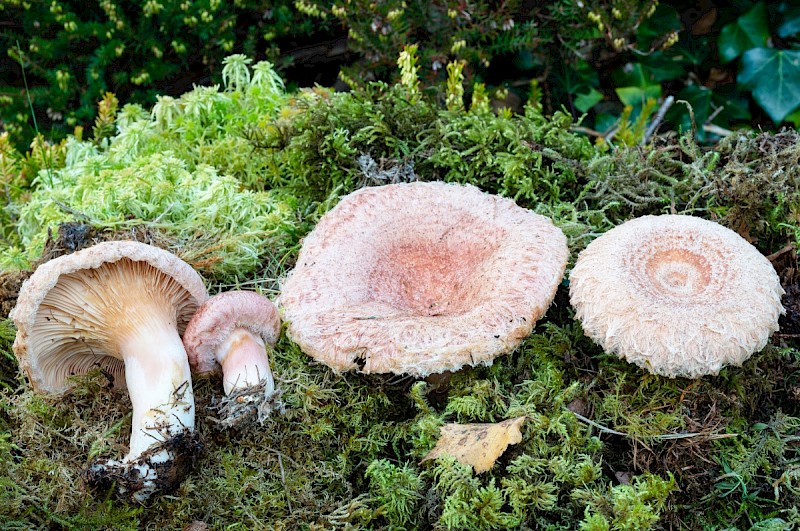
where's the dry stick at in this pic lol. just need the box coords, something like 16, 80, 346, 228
766, 243, 795, 262
568, 409, 738, 441
642, 95, 675, 144
703, 124, 734, 137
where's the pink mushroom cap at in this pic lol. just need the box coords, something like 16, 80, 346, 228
569, 214, 785, 378
278, 181, 569, 376
183, 290, 281, 376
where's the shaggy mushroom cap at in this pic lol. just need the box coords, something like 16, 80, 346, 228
279, 181, 569, 376
569, 214, 785, 378
183, 291, 283, 427
10, 240, 208, 500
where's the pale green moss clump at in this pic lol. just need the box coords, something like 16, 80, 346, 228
0, 56, 298, 283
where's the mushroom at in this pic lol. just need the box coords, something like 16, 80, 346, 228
9, 240, 208, 500
569, 214, 785, 378
278, 181, 569, 376
183, 290, 282, 428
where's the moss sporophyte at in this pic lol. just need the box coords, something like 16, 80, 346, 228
0, 54, 798, 529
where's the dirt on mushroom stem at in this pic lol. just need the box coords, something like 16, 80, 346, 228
206, 377, 285, 430
84, 428, 204, 502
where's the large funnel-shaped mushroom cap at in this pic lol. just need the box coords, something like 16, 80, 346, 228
569, 214, 785, 378
279, 182, 569, 376
10, 240, 208, 394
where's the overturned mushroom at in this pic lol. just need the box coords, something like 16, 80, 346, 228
10, 241, 208, 501
183, 291, 282, 428
279, 181, 569, 376
569, 214, 785, 378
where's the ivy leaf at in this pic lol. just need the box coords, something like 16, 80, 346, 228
738, 48, 800, 123
718, 2, 769, 63
777, 7, 800, 38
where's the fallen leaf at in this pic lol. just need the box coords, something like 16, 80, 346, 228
420, 416, 526, 473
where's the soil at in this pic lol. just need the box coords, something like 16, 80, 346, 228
779, 282, 800, 337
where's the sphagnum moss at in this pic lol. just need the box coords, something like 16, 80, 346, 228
0, 58, 298, 287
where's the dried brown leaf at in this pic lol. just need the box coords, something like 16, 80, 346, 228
420, 416, 526, 473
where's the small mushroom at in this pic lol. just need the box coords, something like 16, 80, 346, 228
278, 182, 569, 376
10, 241, 208, 501
569, 214, 785, 378
183, 291, 282, 428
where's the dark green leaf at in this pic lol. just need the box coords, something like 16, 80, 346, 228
594, 113, 618, 133
786, 107, 800, 127
738, 48, 800, 123
613, 63, 653, 88
777, 7, 800, 38
642, 52, 688, 82
718, 2, 769, 63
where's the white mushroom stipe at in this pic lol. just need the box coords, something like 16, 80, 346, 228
121, 327, 195, 460
569, 214, 785, 378
216, 328, 275, 396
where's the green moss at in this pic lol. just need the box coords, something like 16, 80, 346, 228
0, 58, 299, 285
258, 77, 595, 209
578, 473, 676, 531
0, 318, 16, 389
580, 129, 800, 253
2, 52, 800, 529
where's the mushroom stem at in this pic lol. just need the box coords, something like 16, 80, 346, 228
120, 325, 195, 460
216, 327, 274, 396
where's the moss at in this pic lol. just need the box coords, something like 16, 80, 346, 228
257, 77, 595, 209
2, 53, 800, 529
710, 129, 800, 247
0, 58, 299, 286
0, 318, 17, 388
580, 129, 800, 257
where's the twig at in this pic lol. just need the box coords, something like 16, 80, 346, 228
706, 105, 725, 123
568, 409, 738, 441
569, 410, 627, 436
642, 95, 675, 144
570, 125, 605, 138
766, 243, 794, 262
702, 123, 734, 138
